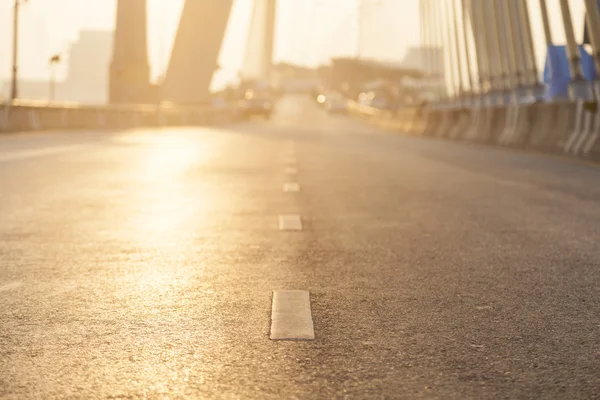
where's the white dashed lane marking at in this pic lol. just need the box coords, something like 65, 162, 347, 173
284, 167, 298, 175
278, 214, 302, 231
270, 290, 315, 340
283, 183, 300, 192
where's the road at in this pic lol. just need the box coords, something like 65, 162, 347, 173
1, 95, 600, 399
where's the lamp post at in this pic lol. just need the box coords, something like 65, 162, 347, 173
48, 54, 61, 102
10, 0, 28, 102
11, 0, 20, 102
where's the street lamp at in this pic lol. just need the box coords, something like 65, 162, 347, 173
10, 0, 28, 102
48, 54, 61, 102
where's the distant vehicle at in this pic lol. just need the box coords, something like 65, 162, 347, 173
211, 97, 228, 109
316, 91, 345, 109
238, 89, 274, 119
324, 93, 349, 114
358, 91, 395, 111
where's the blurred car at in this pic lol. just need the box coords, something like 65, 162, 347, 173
316, 91, 335, 106
324, 94, 349, 114
238, 90, 274, 119
358, 91, 395, 111
316, 91, 347, 111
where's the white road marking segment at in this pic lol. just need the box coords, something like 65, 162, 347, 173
270, 290, 315, 340
284, 167, 298, 175
0, 145, 89, 163
0, 281, 23, 293
284, 157, 297, 164
283, 183, 300, 192
278, 214, 302, 231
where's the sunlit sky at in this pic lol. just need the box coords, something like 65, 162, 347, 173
0, 0, 590, 91
0, 0, 419, 89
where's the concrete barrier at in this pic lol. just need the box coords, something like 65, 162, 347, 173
526, 102, 571, 151
487, 107, 508, 144
434, 109, 454, 138
422, 109, 442, 136
409, 108, 427, 134
0, 101, 232, 134
347, 98, 600, 162
584, 119, 600, 159
448, 108, 471, 140
550, 102, 578, 151
564, 100, 595, 154
402, 108, 426, 134
0, 107, 8, 131
465, 106, 486, 141
569, 101, 599, 156
499, 104, 536, 148
527, 102, 554, 149
582, 111, 600, 157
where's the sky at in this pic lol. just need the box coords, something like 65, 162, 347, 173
0, 0, 590, 94
0, 0, 419, 90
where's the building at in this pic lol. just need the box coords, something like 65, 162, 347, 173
327, 58, 422, 95
401, 46, 443, 75
272, 63, 319, 93
400, 46, 444, 102
0, 30, 113, 105
63, 30, 114, 104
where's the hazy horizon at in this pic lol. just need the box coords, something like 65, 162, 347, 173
0, 0, 589, 97
0, 0, 419, 91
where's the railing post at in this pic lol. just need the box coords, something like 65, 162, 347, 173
517, 0, 540, 91
450, 0, 465, 105
480, 0, 505, 106
584, 0, 600, 98
459, 0, 475, 101
470, 0, 490, 104
559, 0, 591, 100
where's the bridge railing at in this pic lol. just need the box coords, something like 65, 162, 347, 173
348, 100, 600, 160
0, 100, 233, 133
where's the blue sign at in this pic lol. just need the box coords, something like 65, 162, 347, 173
543, 45, 596, 101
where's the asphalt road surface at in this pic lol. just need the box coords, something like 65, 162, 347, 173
2, 95, 600, 399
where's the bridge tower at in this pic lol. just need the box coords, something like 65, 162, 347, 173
162, 0, 234, 105
109, 0, 151, 104
240, 0, 277, 84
